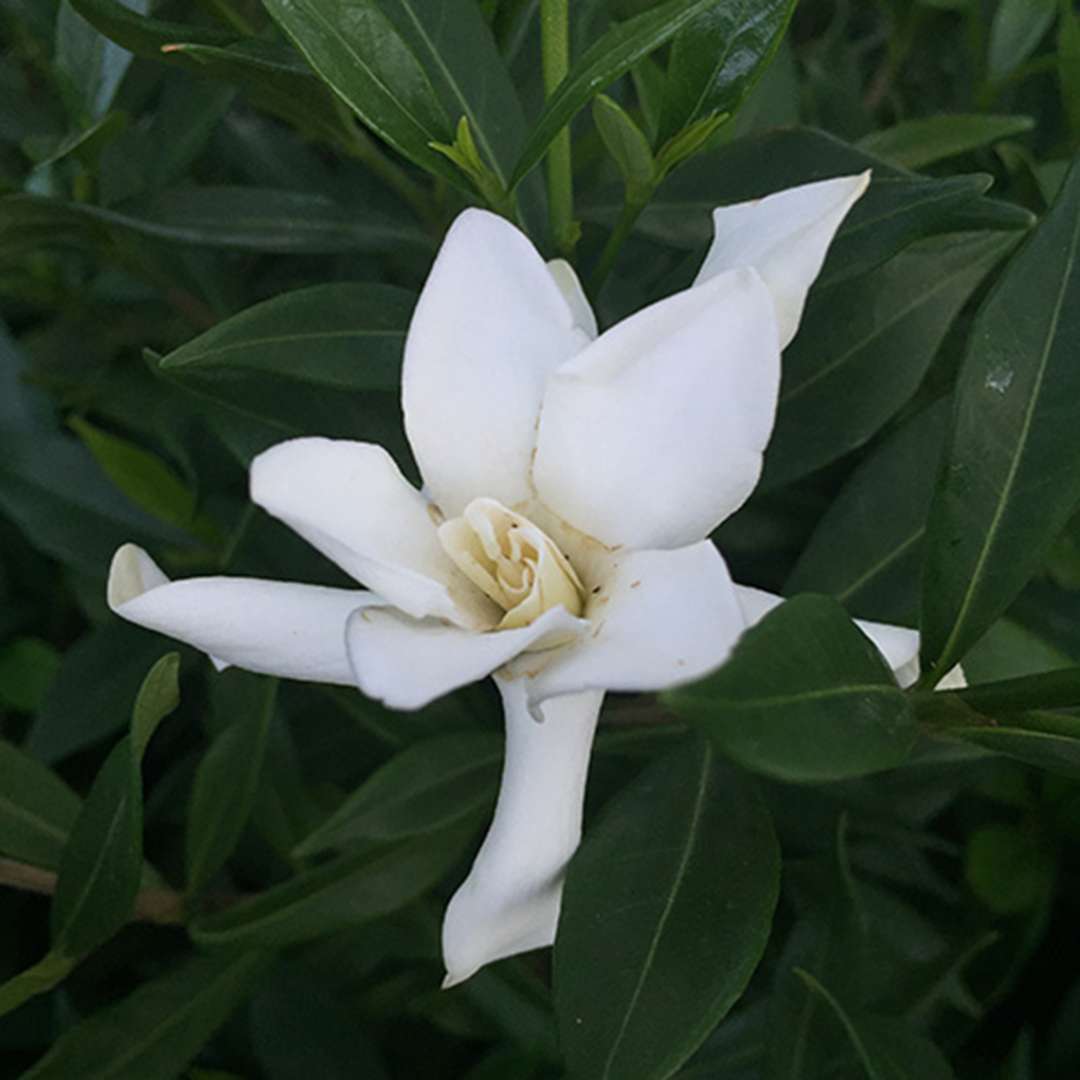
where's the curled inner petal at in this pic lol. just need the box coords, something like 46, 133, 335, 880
437, 499, 585, 643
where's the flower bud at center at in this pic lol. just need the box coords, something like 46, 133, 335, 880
437, 498, 585, 631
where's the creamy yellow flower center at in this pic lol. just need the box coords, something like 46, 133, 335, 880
437, 498, 585, 631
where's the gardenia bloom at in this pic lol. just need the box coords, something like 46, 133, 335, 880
107, 172, 954, 987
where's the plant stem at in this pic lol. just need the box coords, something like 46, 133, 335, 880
588, 188, 650, 296
540, 0, 574, 255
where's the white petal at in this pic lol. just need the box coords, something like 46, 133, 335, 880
546, 258, 598, 340
533, 267, 780, 550
514, 542, 745, 702
108, 543, 374, 685
735, 585, 921, 686
695, 172, 870, 348
442, 679, 604, 987
345, 604, 587, 711
251, 437, 496, 628
403, 209, 589, 517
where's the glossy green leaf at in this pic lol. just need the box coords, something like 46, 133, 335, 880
29, 623, 176, 764
186, 675, 276, 896
1060, 7, 1080, 143
159, 283, 414, 391
376, 0, 528, 188
29, 111, 128, 170
942, 668, 1080, 714
794, 970, 956, 1080
295, 731, 502, 855
51, 654, 179, 957
55, 0, 150, 121
261, 0, 459, 183
857, 114, 1035, 170
0, 952, 77, 1021
656, 0, 795, 146
191, 824, 473, 947
67, 0, 235, 56
987, 0, 1057, 81
938, 711, 1080, 779
762, 230, 1014, 489
19, 950, 272, 1080
554, 737, 779, 1080
786, 400, 949, 624
592, 95, 655, 192
511, 0, 743, 189
69, 417, 219, 545
920, 158, 1080, 682
666, 595, 915, 782
0, 739, 81, 869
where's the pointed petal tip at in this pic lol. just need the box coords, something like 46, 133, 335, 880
107, 543, 168, 611
440, 967, 475, 991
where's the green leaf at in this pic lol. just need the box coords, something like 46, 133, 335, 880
656, 0, 795, 146
554, 737, 779, 1080
592, 94, 655, 193
375, 0, 528, 189
965, 823, 1056, 914
987, 0, 1058, 82
0, 636, 60, 712
295, 731, 502, 856
159, 283, 412, 391
55, 0, 150, 121
857, 114, 1035, 170
186, 674, 276, 896
762, 231, 1015, 489
260, 0, 460, 183
1059, 6, 1080, 143
920, 158, 1080, 682
942, 668, 1080, 714
191, 824, 474, 948
511, 0, 747, 189
0, 739, 81, 870
793, 970, 956, 1080
67, 0, 235, 56
28, 623, 176, 764
19, 950, 272, 1080
69, 417, 219, 545
938, 711, 1080, 779
51, 654, 180, 957
29, 111, 128, 170
0, 952, 77, 1021
666, 595, 915, 782
786, 400, 949, 624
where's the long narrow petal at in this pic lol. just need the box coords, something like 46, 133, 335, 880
442, 679, 604, 987
403, 210, 590, 518
511, 542, 745, 703
108, 544, 375, 685
694, 172, 870, 348
735, 585, 965, 689
533, 267, 780, 550
251, 437, 496, 628
345, 604, 586, 711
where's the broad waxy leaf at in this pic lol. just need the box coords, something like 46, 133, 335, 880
160, 283, 414, 391
666, 595, 915, 782
786, 400, 949, 624
965, 823, 1056, 914
942, 668, 1080, 715
762, 230, 1015, 490
260, 0, 461, 184
656, 0, 795, 146
19, 950, 272, 1080
857, 114, 1035, 170
186, 674, 277, 896
0, 738, 81, 869
295, 730, 502, 855
921, 158, 1080, 682
191, 824, 474, 947
554, 737, 779, 1080
511, 0, 748, 189
51, 654, 180, 956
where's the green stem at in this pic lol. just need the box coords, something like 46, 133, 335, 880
331, 98, 437, 230
589, 187, 651, 295
540, 0, 574, 255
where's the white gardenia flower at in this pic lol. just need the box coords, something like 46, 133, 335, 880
107, 170, 956, 989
